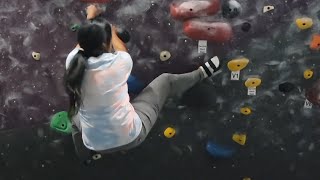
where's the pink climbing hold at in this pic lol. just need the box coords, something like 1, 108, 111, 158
170, 0, 221, 20
183, 20, 233, 42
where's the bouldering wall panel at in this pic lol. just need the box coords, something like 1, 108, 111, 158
0, 0, 320, 179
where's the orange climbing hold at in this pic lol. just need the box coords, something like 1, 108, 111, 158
295, 17, 313, 30
183, 20, 232, 42
240, 107, 252, 115
304, 69, 314, 79
227, 58, 249, 71
310, 34, 320, 50
170, 0, 220, 20
232, 133, 246, 145
164, 127, 176, 138
245, 78, 261, 88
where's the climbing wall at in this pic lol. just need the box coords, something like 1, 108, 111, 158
1, 0, 320, 179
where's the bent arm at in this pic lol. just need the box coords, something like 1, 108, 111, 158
111, 26, 127, 52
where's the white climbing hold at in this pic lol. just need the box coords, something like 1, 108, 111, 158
32, 52, 41, 61
160, 51, 171, 61
263, 6, 274, 13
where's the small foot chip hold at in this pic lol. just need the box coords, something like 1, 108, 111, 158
240, 107, 252, 115
296, 17, 313, 30
32, 52, 41, 61
263, 5, 274, 13
92, 154, 102, 160
227, 58, 249, 71
241, 22, 251, 32
232, 133, 246, 145
164, 127, 176, 138
160, 51, 171, 61
70, 24, 81, 32
243, 178, 251, 180
304, 69, 314, 79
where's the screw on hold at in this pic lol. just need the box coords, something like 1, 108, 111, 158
160, 51, 171, 61
32, 52, 41, 61
70, 24, 81, 32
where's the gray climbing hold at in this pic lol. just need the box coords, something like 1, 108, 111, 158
222, 0, 242, 18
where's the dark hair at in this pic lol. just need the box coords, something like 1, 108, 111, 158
64, 19, 112, 119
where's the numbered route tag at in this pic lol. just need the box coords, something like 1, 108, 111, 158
231, 71, 240, 80
247, 87, 256, 96
198, 40, 207, 53
304, 99, 313, 109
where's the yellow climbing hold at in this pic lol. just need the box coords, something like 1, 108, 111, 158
243, 178, 251, 180
164, 127, 176, 138
232, 133, 246, 146
240, 107, 252, 115
304, 69, 313, 79
245, 78, 261, 88
32, 52, 41, 61
160, 51, 171, 61
296, 18, 313, 30
227, 58, 249, 71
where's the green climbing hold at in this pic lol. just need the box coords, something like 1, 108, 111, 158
50, 111, 73, 134
70, 24, 81, 32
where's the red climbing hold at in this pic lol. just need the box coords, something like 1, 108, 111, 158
170, 0, 220, 20
183, 20, 232, 42
310, 34, 320, 51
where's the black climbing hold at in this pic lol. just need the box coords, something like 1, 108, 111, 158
222, 0, 242, 19
279, 82, 295, 93
116, 28, 131, 43
317, 10, 320, 20
241, 22, 251, 32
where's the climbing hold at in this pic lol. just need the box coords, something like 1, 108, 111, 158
116, 28, 131, 43
304, 69, 314, 79
295, 18, 313, 30
128, 75, 144, 94
245, 78, 261, 88
227, 58, 249, 71
32, 52, 41, 61
240, 107, 252, 115
279, 82, 295, 93
222, 0, 242, 18
160, 51, 171, 61
183, 20, 233, 42
309, 34, 320, 51
243, 178, 251, 180
50, 111, 73, 134
164, 127, 176, 138
206, 141, 236, 158
92, 154, 102, 160
263, 5, 274, 13
232, 133, 246, 146
170, 0, 220, 20
70, 24, 81, 32
241, 22, 251, 32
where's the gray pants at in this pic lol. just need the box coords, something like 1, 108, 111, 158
100, 68, 205, 153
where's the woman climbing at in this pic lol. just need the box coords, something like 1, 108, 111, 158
64, 4, 221, 152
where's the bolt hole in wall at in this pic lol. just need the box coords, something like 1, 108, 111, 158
0, 0, 320, 179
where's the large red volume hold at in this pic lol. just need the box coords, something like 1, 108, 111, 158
183, 20, 233, 42
170, 0, 220, 20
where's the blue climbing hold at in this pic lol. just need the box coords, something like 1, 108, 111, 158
128, 75, 144, 94
206, 141, 236, 158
